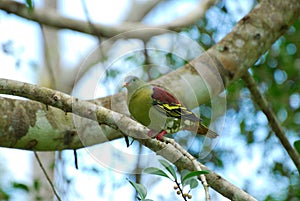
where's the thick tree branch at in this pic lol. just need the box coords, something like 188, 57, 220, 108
0, 78, 256, 201
242, 72, 300, 173
0, 97, 122, 150
0, 79, 141, 139
0, 0, 216, 40
207, 0, 300, 81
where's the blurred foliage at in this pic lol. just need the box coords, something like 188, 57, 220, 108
250, 19, 300, 200
0, 179, 42, 201
1, 40, 38, 71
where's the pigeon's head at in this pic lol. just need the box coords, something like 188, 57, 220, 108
123, 76, 145, 91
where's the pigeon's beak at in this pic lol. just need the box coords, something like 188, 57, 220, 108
122, 82, 128, 88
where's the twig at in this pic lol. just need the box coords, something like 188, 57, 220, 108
242, 71, 300, 174
34, 151, 62, 201
73, 149, 79, 169
125, 0, 161, 22
67, 0, 161, 92
80, 0, 103, 40
39, 24, 57, 89
164, 138, 210, 201
175, 179, 188, 201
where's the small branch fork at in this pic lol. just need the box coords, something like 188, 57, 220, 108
242, 71, 300, 174
164, 138, 210, 201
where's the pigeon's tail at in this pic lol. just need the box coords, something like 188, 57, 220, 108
197, 123, 219, 138
184, 121, 219, 138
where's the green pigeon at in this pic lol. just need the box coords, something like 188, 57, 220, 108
123, 76, 218, 140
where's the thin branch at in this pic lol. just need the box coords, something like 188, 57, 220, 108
73, 149, 79, 169
0, 78, 256, 201
80, 0, 102, 41
174, 179, 188, 201
242, 71, 300, 174
67, 0, 162, 92
125, 0, 161, 22
39, 24, 57, 89
34, 151, 62, 201
0, 0, 216, 40
65, 0, 105, 93
167, 0, 218, 29
164, 138, 211, 201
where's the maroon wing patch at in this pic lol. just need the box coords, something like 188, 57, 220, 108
151, 86, 180, 104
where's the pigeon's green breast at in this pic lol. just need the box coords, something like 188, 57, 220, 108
128, 85, 153, 127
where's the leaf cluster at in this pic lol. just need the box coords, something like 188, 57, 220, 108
128, 159, 209, 201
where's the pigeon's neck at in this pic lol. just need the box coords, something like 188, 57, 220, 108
126, 84, 148, 103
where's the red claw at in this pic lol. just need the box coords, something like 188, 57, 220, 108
148, 130, 168, 141
156, 130, 168, 141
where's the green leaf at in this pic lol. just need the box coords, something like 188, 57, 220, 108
33, 179, 40, 191
144, 199, 154, 201
189, 178, 199, 189
12, 182, 30, 192
143, 167, 171, 180
182, 170, 210, 182
180, 170, 189, 185
181, 170, 209, 188
127, 179, 147, 200
25, 0, 34, 12
294, 140, 300, 154
158, 159, 177, 181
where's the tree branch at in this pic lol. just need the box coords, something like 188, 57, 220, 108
206, 0, 300, 81
34, 151, 62, 201
165, 138, 211, 201
0, 0, 216, 40
125, 0, 162, 22
0, 96, 123, 150
242, 72, 300, 173
0, 78, 256, 201
0, 79, 140, 138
